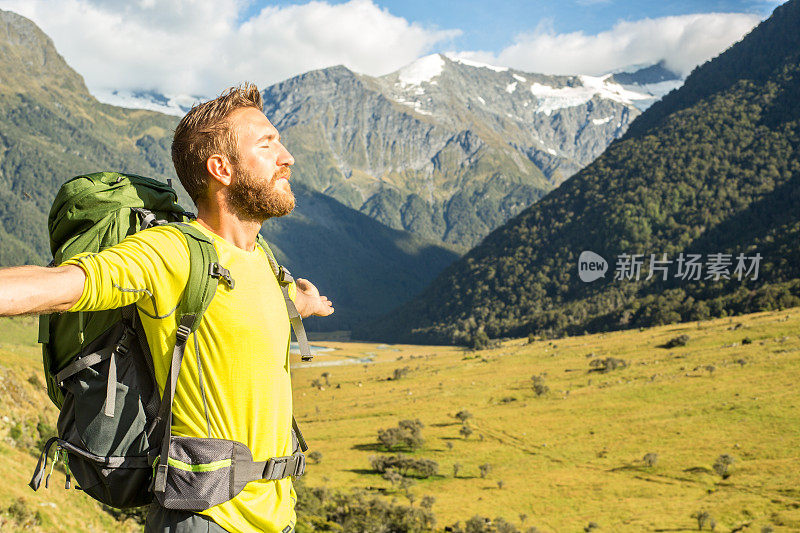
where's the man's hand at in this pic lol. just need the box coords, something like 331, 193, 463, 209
293, 278, 334, 319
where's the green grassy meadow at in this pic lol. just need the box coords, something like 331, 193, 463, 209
0, 310, 798, 531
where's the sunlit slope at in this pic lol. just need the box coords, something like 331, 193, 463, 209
292, 310, 800, 531
1, 310, 798, 531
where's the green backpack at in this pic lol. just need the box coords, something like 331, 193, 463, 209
30, 171, 313, 511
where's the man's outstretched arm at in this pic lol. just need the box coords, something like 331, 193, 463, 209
0, 264, 86, 316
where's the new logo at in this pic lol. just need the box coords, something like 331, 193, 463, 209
578, 250, 607, 282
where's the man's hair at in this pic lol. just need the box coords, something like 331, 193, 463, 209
171, 83, 263, 204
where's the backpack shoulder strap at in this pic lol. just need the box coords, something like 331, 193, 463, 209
168, 222, 222, 332
255, 235, 313, 363
154, 221, 228, 493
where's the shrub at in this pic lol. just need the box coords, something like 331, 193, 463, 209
588, 357, 628, 373
713, 454, 735, 479
643, 453, 658, 467
391, 366, 411, 380
370, 454, 439, 478
6, 498, 40, 528
307, 451, 322, 464
691, 510, 712, 530
479, 463, 492, 479
455, 410, 473, 422
460, 425, 473, 439
448, 515, 524, 533
531, 374, 549, 396
9, 422, 24, 443
470, 330, 491, 350
377, 419, 424, 451
293, 478, 436, 532
382, 468, 403, 486
663, 334, 690, 348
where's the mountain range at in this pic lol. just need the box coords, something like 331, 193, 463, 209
356, 0, 800, 344
262, 54, 661, 248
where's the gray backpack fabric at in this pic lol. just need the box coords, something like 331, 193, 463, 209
30, 172, 313, 511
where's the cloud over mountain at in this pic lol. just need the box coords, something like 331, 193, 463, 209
0, 0, 459, 97
0, 0, 766, 103
453, 13, 762, 76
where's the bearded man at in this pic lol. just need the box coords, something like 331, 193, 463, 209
0, 84, 333, 532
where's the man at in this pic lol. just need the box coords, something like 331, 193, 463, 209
0, 83, 333, 532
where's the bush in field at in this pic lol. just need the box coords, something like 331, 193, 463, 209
293, 478, 436, 532
662, 334, 690, 348
377, 419, 424, 451
455, 410, 473, 423
370, 454, 439, 478
391, 366, 411, 380
531, 374, 549, 396
470, 330, 491, 350
643, 453, 658, 467
307, 451, 322, 464
448, 515, 526, 532
691, 510, 715, 530
5, 498, 41, 528
713, 454, 735, 479
421, 495, 435, 510
460, 425, 474, 439
479, 463, 492, 479
588, 357, 628, 373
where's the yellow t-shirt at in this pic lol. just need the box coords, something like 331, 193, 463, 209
65, 220, 298, 533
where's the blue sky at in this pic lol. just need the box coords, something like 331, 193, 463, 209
0, 0, 785, 99
243, 0, 783, 52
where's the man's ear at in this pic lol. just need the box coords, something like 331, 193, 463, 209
206, 154, 233, 186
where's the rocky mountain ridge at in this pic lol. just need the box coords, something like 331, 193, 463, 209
263, 53, 656, 247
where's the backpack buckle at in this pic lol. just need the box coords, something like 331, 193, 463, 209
278, 266, 294, 284
208, 263, 235, 290
293, 453, 306, 477
175, 325, 191, 344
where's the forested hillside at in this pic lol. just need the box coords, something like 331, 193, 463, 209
358, 0, 800, 344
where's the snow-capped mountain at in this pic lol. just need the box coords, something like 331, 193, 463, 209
261, 54, 658, 247
610, 61, 685, 111
92, 89, 200, 117
91, 54, 683, 248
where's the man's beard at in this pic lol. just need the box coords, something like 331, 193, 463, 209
226, 165, 295, 221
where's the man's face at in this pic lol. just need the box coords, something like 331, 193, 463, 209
225, 107, 296, 221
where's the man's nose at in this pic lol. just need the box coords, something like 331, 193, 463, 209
277, 142, 294, 166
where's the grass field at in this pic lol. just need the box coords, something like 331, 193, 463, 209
0, 309, 798, 531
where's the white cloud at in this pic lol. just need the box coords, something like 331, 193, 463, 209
451, 13, 762, 77
0, 0, 459, 98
